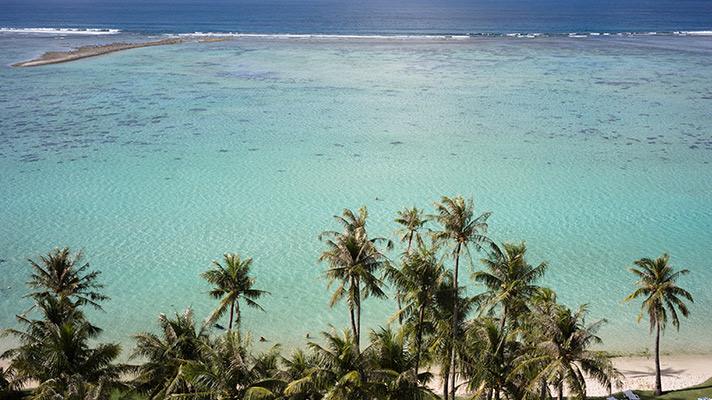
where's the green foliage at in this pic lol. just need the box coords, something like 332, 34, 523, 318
394, 206, 428, 252
23, 247, 108, 311
430, 195, 491, 400
129, 309, 208, 399
180, 331, 285, 400
1, 248, 125, 399
318, 206, 392, 351
389, 246, 450, 376
201, 253, 270, 331
517, 303, 621, 400
623, 254, 693, 334
622, 253, 694, 396
472, 241, 548, 329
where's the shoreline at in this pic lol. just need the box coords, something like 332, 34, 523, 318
3, 354, 711, 395
426, 354, 712, 397
11, 37, 231, 67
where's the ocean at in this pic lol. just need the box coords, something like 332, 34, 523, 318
1, 0, 711, 357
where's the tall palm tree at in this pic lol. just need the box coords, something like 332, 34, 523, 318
392, 206, 428, 325
622, 253, 693, 396
181, 331, 285, 400
430, 195, 491, 399
389, 246, 449, 376
201, 253, 270, 332
130, 308, 208, 399
518, 304, 620, 400
425, 274, 473, 400
318, 206, 392, 352
24, 247, 108, 310
472, 242, 548, 345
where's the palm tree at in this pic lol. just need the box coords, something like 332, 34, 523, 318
460, 318, 522, 400
130, 308, 208, 399
389, 246, 449, 376
622, 253, 693, 396
392, 206, 428, 325
286, 327, 377, 400
367, 327, 438, 400
472, 242, 548, 346
280, 348, 323, 400
23, 247, 108, 310
394, 206, 427, 252
518, 304, 620, 400
318, 206, 392, 352
181, 331, 285, 400
31, 374, 118, 400
201, 253, 270, 332
1, 295, 125, 396
426, 274, 473, 400
430, 195, 491, 399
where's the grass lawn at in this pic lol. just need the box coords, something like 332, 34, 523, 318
592, 376, 712, 400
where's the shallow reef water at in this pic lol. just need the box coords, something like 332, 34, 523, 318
1, 34, 711, 355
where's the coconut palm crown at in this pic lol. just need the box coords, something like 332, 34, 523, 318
202, 253, 270, 332
24, 247, 108, 310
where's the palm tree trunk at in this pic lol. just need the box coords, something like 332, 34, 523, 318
557, 385, 563, 400
396, 296, 403, 326
397, 234, 415, 327
414, 304, 425, 376
450, 242, 462, 400
228, 301, 235, 331
355, 275, 361, 353
234, 299, 241, 331
540, 379, 548, 399
349, 275, 358, 352
654, 320, 662, 396
443, 369, 450, 400
494, 305, 507, 356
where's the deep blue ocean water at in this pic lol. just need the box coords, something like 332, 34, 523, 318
1, 0, 711, 35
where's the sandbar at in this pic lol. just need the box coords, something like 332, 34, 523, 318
12, 37, 230, 67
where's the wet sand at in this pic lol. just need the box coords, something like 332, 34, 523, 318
12, 37, 230, 67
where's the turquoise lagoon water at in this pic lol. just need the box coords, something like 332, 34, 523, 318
1, 33, 711, 356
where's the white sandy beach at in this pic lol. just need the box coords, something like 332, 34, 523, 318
593, 355, 712, 396
426, 355, 712, 397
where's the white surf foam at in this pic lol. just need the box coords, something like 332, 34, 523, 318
0, 27, 121, 35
